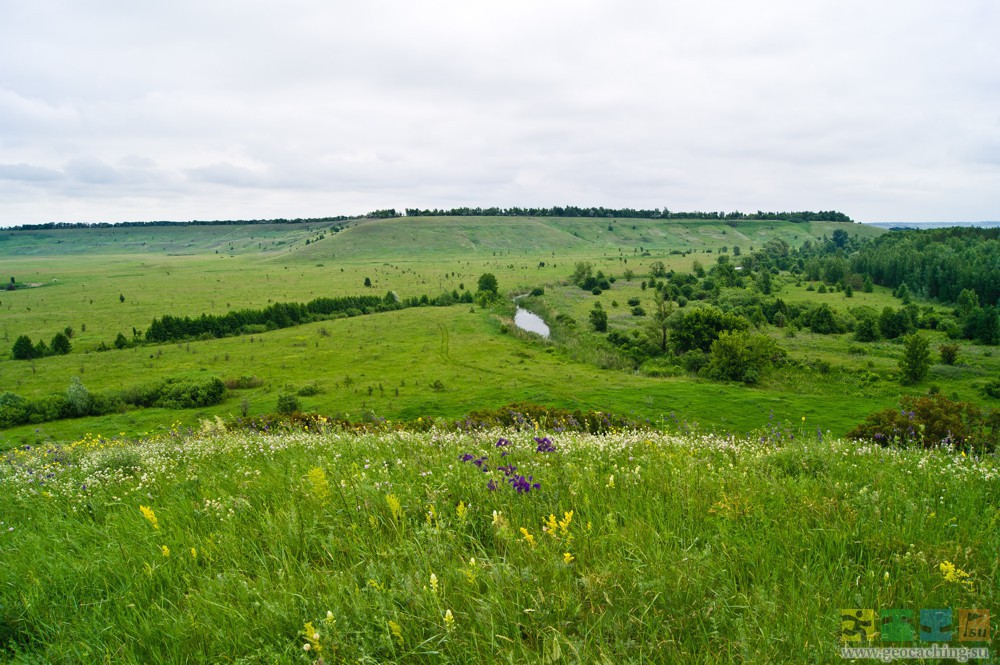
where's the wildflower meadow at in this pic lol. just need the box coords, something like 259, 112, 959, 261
1, 422, 997, 663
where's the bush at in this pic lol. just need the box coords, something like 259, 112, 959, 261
296, 383, 323, 397
704, 331, 785, 384
679, 349, 709, 373
669, 306, 750, 353
0, 392, 29, 427
939, 343, 959, 365
589, 304, 608, 332
66, 376, 92, 417
806, 304, 843, 334
224, 375, 264, 390
982, 380, 1000, 399
899, 333, 932, 384
848, 393, 996, 452
155, 377, 226, 409
276, 394, 301, 415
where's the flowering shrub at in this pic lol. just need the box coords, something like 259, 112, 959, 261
847, 393, 997, 452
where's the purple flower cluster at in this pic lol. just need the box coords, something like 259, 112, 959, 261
459, 453, 489, 472
508, 474, 541, 494
457, 437, 548, 494
534, 437, 556, 453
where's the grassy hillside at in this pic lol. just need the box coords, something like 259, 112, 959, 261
1, 216, 883, 260
1, 304, 885, 446
1, 425, 995, 662
0, 222, 340, 257
10, 215, 987, 452
292, 216, 883, 261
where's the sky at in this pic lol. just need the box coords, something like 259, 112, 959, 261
1, 0, 998, 226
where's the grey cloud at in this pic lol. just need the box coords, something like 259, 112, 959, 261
0, 163, 65, 182
64, 158, 124, 185
186, 163, 269, 188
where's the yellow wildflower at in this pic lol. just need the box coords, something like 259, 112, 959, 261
160, 545, 170, 557
544, 513, 558, 536
563, 552, 575, 564
520, 527, 536, 546
939, 561, 974, 589
190, 547, 197, 559
443, 609, 455, 632
606, 474, 615, 489
139, 505, 159, 530
456, 501, 467, 521
429, 572, 439, 594
388, 620, 403, 645
302, 621, 322, 654
306, 467, 330, 503
386, 494, 402, 521
558, 511, 573, 537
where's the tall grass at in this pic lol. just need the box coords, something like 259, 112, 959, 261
1, 424, 996, 663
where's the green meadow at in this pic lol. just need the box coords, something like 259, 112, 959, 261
1, 425, 996, 662
1, 216, 944, 447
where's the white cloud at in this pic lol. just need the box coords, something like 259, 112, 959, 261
0, 0, 997, 225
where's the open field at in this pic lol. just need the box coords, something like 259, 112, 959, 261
3, 216, 998, 450
1, 425, 996, 662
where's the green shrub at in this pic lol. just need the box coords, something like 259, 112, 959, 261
297, 383, 323, 397
982, 380, 1000, 399
224, 375, 264, 390
155, 377, 226, 409
276, 394, 301, 415
939, 343, 960, 365
899, 333, 932, 385
704, 331, 785, 384
848, 393, 996, 452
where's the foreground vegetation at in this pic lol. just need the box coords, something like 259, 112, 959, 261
2, 423, 996, 662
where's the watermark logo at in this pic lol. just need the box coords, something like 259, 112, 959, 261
881, 609, 915, 642
841, 609, 878, 643
959, 609, 991, 643
840, 608, 991, 661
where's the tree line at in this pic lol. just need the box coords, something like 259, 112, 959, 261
4, 207, 855, 232
402, 206, 854, 222
4, 217, 355, 232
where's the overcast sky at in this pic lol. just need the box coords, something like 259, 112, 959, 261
1, 0, 997, 226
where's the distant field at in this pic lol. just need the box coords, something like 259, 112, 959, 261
10, 215, 983, 450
